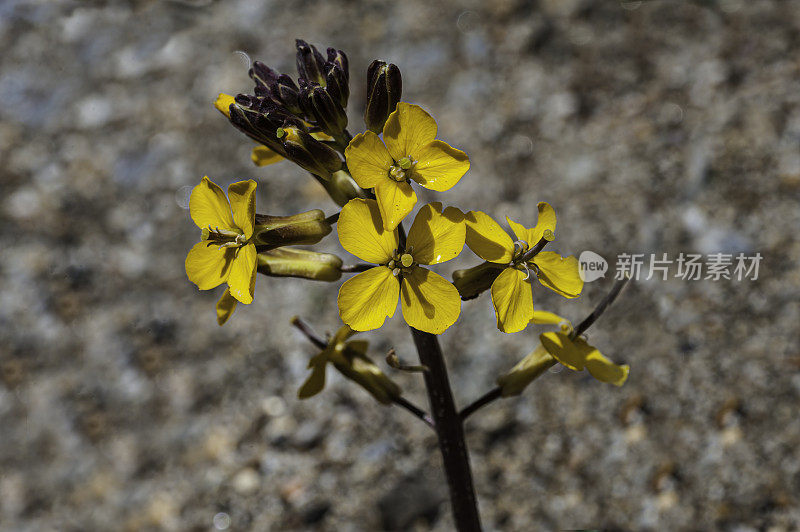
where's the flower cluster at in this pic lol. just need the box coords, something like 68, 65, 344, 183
185, 39, 628, 400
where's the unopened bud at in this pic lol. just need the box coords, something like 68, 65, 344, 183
452, 262, 505, 300
295, 39, 327, 85
324, 48, 350, 109
228, 100, 289, 156
253, 209, 332, 249
249, 62, 303, 116
277, 124, 342, 179
326, 48, 349, 80
299, 83, 348, 138
257, 248, 342, 282
364, 60, 402, 133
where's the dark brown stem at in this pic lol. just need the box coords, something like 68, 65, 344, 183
410, 327, 482, 531
570, 275, 631, 339
290, 316, 326, 349
393, 396, 434, 427
459, 387, 501, 422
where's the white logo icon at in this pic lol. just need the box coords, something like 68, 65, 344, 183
579, 251, 607, 282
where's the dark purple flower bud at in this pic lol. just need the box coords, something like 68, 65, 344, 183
227, 96, 290, 155
248, 61, 303, 115
364, 60, 402, 133
276, 123, 342, 180
324, 60, 349, 109
295, 39, 327, 85
272, 74, 302, 115
327, 48, 349, 81
299, 84, 348, 138
249, 61, 280, 89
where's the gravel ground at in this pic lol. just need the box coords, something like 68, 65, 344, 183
1, 0, 799, 530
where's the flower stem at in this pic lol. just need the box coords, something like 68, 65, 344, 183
458, 387, 502, 422
409, 327, 482, 531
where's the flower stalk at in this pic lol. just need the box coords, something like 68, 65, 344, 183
410, 327, 482, 532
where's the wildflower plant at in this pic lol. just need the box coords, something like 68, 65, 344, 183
186, 40, 631, 530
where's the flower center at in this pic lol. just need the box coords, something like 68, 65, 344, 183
205, 225, 248, 251
387, 247, 416, 277
388, 156, 416, 182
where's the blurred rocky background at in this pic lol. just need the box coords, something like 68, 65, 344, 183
1, 0, 799, 530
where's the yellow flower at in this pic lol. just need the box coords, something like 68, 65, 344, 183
185, 176, 258, 306
298, 324, 401, 404
539, 327, 629, 387
337, 199, 465, 334
497, 311, 629, 396
344, 102, 470, 231
463, 203, 583, 333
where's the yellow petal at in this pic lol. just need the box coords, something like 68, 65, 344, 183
531, 310, 568, 325
374, 180, 417, 231
189, 176, 235, 231
533, 252, 583, 298
464, 211, 515, 263
338, 199, 399, 264
227, 180, 257, 239
382, 102, 438, 161
344, 131, 393, 189
216, 288, 238, 326
490, 267, 533, 333
539, 331, 588, 371
310, 131, 333, 141
251, 146, 284, 166
400, 267, 461, 334
585, 348, 629, 386
507, 202, 556, 248
298, 362, 327, 399
338, 266, 400, 331
185, 241, 234, 290
405, 202, 465, 265
411, 140, 470, 192
214, 93, 235, 118
227, 243, 257, 304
